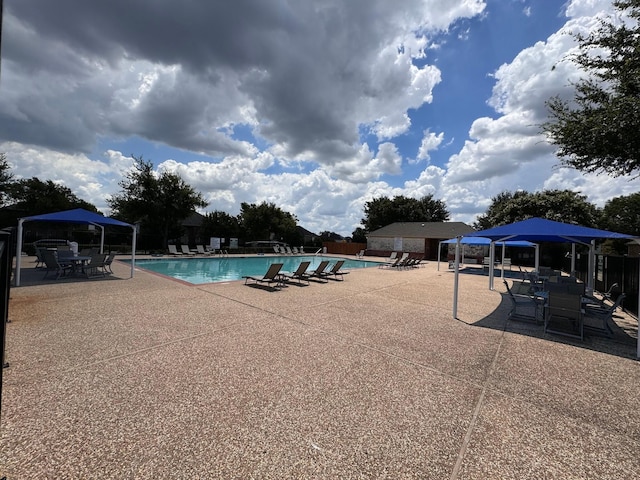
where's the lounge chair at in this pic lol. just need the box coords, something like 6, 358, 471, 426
196, 245, 212, 255
308, 260, 330, 282
323, 260, 349, 281
273, 245, 281, 254
285, 246, 294, 255
292, 247, 300, 254
168, 244, 182, 256
281, 261, 311, 285
355, 249, 365, 258
41, 250, 73, 279
391, 252, 410, 269
243, 263, 284, 290
181, 245, 196, 255
379, 252, 402, 269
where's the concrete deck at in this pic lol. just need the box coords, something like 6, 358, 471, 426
1, 256, 638, 478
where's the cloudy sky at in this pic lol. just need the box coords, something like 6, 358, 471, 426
2, 0, 640, 236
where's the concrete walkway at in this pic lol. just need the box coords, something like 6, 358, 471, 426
1, 256, 638, 478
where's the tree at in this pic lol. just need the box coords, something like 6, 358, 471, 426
239, 201, 298, 244
0, 153, 14, 207
108, 155, 207, 248
542, 0, 640, 176
599, 192, 640, 235
6, 177, 97, 215
351, 227, 367, 243
201, 211, 240, 239
474, 190, 599, 229
361, 194, 449, 232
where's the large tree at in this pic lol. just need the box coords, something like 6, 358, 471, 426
474, 190, 599, 229
239, 201, 298, 244
599, 192, 640, 235
0, 153, 14, 207
5, 177, 97, 215
201, 210, 240, 240
361, 194, 449, 232
543, 0, 640, 176
108, 156, 207, 248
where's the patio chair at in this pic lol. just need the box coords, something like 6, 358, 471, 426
85, 253, 108, 278
273, 245, 281, 254
544, 290, 584, 341
323, 260, 349, 281
355, 249, 365, 258
168, 244, 182, 256
583, 293, 626, 338
181, 245, 196, 255
41, 250, 73, 279
503, 280, 540, 323
281, 261, 311, 285
243, 263, 284, 290
308, 260, 331, 282
102, 252, 116, 274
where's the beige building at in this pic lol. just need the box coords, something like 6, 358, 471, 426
366, 222, 475, 260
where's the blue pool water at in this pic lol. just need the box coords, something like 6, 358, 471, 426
129, 255, 381, 285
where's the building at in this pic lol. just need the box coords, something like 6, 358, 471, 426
366, 222, 475, 259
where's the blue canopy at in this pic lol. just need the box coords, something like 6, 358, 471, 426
15, 208, 137, 286
441, 236, 535, 247
21, 208, 133, 228
466, 217, 634, 245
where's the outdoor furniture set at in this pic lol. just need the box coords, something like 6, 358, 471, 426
504, 272, 625, 341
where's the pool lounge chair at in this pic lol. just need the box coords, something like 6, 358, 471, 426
308, 260, 330, 282
181, 245, 196, 255
355, 249, 365, 258
323, 260, 349, 281
196, 245, 212, 255
379, 252, 401, 269
281, 261, 311, 285
243, 263, 284, 290
168, 244, 182, 256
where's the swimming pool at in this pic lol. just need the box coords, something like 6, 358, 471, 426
130, 255, 381, 285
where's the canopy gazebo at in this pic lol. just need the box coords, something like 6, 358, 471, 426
449, 217, 638, 358
15, 208, 137, 286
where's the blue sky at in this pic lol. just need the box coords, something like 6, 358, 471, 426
2, 0, 639, 236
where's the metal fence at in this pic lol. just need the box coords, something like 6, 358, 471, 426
568, 254, 639, 316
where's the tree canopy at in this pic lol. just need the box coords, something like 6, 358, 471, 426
0, 153, 15, 208
361, 194, 450, 232
474, 190, 600, 229
201, 211, 241, 240
239, 201, 299, 245
5, 177, 97, 215
543, 0, 640, 176
108, 156, 207, 248
599, 192, 640, 236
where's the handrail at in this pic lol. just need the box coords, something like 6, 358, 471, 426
314, 248, 322, 256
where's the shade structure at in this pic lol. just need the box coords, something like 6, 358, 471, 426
465, 217, 633, 244
453, 217, 638, 359
15, 208, 137, 286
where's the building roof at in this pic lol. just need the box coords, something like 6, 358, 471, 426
367, 222, 475, 239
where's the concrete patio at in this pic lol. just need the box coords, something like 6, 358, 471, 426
1, 256, 638, 478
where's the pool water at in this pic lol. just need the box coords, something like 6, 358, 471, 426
130, 255, 381, 285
